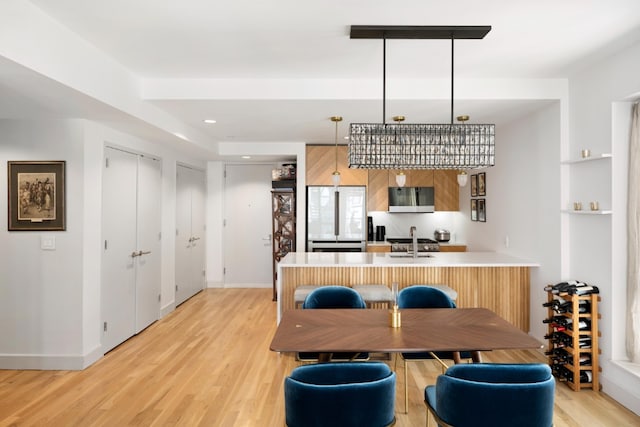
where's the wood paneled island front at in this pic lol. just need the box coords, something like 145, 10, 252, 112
277, 252, 539, 332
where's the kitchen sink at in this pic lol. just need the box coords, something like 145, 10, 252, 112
387, 253, 434, 258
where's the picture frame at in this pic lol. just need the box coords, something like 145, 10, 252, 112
478, 172, 486, 196
8, 161, 66, 231
478, 198, 486, 222
470, 174, 478, 197
471, 199, 478, 221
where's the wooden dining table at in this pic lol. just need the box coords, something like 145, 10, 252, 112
270, 307, 542, 361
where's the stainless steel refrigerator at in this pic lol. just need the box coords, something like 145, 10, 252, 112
306, 185, 366, 252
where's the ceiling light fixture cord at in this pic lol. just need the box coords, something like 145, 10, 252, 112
451, 35, 454, 125
383, 36, 387, 125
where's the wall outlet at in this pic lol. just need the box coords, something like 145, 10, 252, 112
41, 235, 56, 250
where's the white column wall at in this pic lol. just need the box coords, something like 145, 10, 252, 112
0, 119, 85, 369
568, 39, 640, 415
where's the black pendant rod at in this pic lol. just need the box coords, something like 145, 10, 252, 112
450, 35, 454, 125
383, 36, 386, 125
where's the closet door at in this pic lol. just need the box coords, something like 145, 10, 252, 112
135, 155, 161, 333
188, 168, 206, 297
102, 147, 138, 352
175, 165, 206, 305
101, 148, 161, 353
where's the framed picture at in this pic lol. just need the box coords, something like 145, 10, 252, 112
478, 198, 486, 222
8, 161, 66, 231
478, 172, 486, 196
471, 199, 478, 221
470, 174, 478, 197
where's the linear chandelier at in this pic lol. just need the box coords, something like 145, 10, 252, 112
347, 25, 495, 170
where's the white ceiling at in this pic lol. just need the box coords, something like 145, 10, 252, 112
4, 1, 640, 159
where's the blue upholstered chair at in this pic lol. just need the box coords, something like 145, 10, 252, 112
424, 363, 555, 427
298, 286, 369, 362
395, 285, 472, 413
284, 362, 396, 427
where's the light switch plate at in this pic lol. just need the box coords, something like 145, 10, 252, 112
41, 235, 56, 250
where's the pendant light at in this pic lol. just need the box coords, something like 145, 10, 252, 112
393, 116, 407, 187
331, 116, 342, 187
347, 25, 495, 170
456, 115, 469, 187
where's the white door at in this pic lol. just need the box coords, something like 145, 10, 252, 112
101, 147, 161, 352
224, 164, 274, 286
102, 147, 137, 352
135, 155, 161, 333
175, 165, 206, 305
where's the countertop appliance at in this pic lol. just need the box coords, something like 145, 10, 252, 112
434, 229, 451, 242
307, 185, 366, 252
387, 237, 440, 252
388, 187, 435, 213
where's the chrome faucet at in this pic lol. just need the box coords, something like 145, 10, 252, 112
410, 226, 418, 258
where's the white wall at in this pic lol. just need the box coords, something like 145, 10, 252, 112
568, 39, 640, 414
0, 119, 85, 369
455, 103, 564, 341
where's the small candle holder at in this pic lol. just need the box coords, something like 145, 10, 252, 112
573, 202, 583, 211
390, 282, 401, 328
581, 149, 591, 158
390, 304, 402, 328
590, 201, 599, 211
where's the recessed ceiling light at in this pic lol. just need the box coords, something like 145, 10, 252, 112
203, 119, 217, 124
241, 155, 251, 159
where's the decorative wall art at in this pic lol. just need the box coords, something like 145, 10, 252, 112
471, 174, 478, 197
8, 161, 66, 231
478, 198, 486, 222
478, 172, 486, 196
471, 199, 478, 221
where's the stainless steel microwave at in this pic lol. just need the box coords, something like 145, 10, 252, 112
388, 187, 435, 213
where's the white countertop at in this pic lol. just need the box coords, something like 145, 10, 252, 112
279, 251, 539, 268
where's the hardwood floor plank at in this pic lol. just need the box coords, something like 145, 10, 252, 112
0, 288, 638, 426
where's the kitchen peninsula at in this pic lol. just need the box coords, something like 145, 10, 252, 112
276, 252, 539, 332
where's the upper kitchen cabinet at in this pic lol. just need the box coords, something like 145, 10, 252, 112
434, 170, 459, 211
306, 145, 368, 186
368, 170, 389, 211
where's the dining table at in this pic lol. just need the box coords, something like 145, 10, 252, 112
270, 307, 543, 362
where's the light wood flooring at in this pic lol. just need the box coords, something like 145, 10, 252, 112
1, 288, 638, 426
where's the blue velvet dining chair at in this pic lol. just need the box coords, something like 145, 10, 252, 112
284, 362, 396, 427
298, 286, 369, 362
424, 363, 555, 427
395, 285, 473, 414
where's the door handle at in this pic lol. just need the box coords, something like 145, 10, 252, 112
188, 236, 201, 243
138, 250, 152, 256
131, 251, 140, 258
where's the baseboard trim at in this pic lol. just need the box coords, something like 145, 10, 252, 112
0, 345, 104, 371
602, 360, 640, 416
222, 283, 271, 289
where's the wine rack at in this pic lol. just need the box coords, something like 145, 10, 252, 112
544, 287, 600, 391
271, 189, 296, 301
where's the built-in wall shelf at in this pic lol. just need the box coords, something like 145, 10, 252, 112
562, 210, 612, 215
561, 153, 612, 165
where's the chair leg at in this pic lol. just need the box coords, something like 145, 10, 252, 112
404, 358, 409, 414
